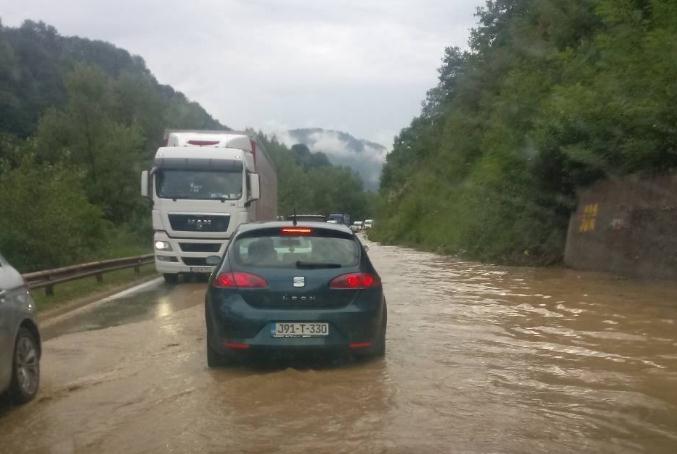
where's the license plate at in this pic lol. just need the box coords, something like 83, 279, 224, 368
271, 322, 329, 338
190, 266, 213, 273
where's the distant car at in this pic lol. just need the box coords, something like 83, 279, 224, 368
204, 221, 387, 366
327, 213, 351, 226
364, 219, 374, 229
287, 214, 326, 223
351, 221, 364, 232
0, 253, 41, 404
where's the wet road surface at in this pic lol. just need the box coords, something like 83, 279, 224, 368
1, 240, 677, 453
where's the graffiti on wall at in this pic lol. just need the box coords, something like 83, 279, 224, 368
579, 203, 598, 233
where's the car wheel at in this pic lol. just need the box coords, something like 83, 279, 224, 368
9, 327, 40, 404
163, 273, 179, 284
207, 339, 230, 368
205, 311, 229, 368
353, 324, 386, 361
373, 303, 387, 358
373, 323, 386, 358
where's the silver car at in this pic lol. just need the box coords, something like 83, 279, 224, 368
0, 253, 41, 404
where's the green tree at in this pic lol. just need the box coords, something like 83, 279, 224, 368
34, 64, 145, 223
0, 152, 106, 271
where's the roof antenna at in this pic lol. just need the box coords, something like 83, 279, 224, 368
292, 208, 297, 226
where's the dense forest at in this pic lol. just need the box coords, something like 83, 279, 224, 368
373, 0, 677, 264
0, 20, 370, 271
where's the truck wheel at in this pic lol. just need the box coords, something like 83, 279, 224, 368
8, 328, 40, 404
163, 273, 179, 284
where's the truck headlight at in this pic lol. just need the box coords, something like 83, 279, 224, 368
155, 240, 172, 251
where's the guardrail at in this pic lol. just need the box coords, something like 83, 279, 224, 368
22, 254, 155, 296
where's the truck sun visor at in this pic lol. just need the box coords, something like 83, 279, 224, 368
153, 157, 243, 171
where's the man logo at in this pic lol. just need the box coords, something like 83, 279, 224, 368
187, 218, 213, 231
293, 276, 305, 288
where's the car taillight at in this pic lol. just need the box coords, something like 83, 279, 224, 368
329, 273, 380, 289
281, 227, 312, 235
212, 272, 268, 288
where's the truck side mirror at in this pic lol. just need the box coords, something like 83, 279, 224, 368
249, 173, 260, 201
140, 170, 150, 198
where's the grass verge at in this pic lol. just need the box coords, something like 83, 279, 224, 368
32, 263, 158, 312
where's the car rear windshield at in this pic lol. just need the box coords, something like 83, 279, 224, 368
232, 231, 359, 268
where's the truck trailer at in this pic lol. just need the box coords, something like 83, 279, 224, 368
141, 130, 277, 283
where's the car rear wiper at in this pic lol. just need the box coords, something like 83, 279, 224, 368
295, 261, 342, 269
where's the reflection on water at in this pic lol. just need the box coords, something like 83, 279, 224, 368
1, 241, 676, 453
40, 282, 206, 340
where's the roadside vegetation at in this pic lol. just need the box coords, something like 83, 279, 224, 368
373, 0, 677, 264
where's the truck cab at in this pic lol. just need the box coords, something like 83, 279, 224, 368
327, 213, 351, 226
141, 131, 277, 283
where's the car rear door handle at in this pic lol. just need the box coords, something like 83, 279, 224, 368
0, 289, 6, 302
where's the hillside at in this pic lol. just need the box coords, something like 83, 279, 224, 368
277, 128, 388, 191
0, 20, 224, 142
374, 0, 677, 264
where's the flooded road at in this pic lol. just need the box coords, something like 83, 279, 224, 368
1, 240, 677, 453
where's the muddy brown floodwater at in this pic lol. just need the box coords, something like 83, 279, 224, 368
1, 239, 677, 453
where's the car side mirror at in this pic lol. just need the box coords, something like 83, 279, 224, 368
205, 255, 221, 266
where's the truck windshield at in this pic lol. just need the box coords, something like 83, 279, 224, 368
156, 169, 243, 200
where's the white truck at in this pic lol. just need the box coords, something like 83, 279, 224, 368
141, 130, 277, 283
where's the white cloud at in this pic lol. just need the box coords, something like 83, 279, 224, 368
1, 0, 483, 145
309, 131, 348, 157
271, 130, 295, 149
273, 128, 388, 190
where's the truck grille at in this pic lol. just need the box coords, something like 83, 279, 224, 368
179, 243, 221, 252
182, 257, 208, 266
168, 214, 229, 232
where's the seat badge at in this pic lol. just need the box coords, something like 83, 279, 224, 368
293, 276, 305, 288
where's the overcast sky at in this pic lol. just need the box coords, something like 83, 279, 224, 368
2, 0, 483, 148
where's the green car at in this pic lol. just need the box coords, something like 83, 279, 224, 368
204, 221, 387, 366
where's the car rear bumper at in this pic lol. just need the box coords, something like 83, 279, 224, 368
206, 296, 385, 356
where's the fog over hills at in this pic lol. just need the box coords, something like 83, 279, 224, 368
274, 128, 389, 191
